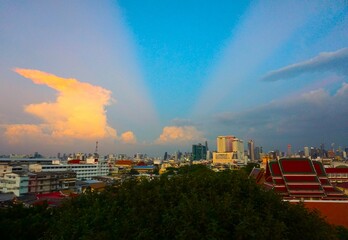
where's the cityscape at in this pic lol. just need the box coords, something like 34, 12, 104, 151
1, 1, 348, 239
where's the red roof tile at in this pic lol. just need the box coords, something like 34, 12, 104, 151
262, 158, 347, 200
325, 168, 348, 173
302, 201, 348, 228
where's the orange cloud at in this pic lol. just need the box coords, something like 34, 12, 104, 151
156, 126, 205, 144
4, 124, 46, 144
6, 69, 117, 143
120, 131, 137, 144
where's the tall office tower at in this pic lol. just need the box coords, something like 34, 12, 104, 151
205, 140, 208, 151
255, 147, 260, 160
216, 136, 226, 153
163, 152, 168, 161
213, 135, 245, 164
217, 136, 234, 153
248, 140, 255, 161
232, 138, 244, 160
192, 143, 207, 161
287, 144, 292, 157
304, 147, 310, 158
226, 136, 234, 152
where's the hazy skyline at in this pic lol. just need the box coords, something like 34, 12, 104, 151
1, 1, 347, 156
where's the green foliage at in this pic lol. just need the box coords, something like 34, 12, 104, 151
129, 169, 139, 175
0, 202, 53, 240
241, 162, 260, 175
0, 165, 345, 239
336, 226, 348, 240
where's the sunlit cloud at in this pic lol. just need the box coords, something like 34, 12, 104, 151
155, 126, 205, 144
262, 48, 348, 82
5, 68, 117, 144
120, 131, 137, 144
4, 124, 48, 145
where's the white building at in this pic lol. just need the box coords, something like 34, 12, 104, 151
304, 147, 310, 158
0, 172, 28, 196
29, 160, 109, 180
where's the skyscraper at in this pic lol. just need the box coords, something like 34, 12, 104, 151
213, 135, 245, 164
255, 147, 260, 160
192, 143, 207, 161
287, 144, 292, 157
248, 140, 255, 161
217, 136, 234, 152
304, 147, 309, 158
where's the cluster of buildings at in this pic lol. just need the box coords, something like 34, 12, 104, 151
1, 135, 348, 215
0, 151, 188, 203
0, 155, 108, 199
212, 136, 246, 165
191, 135, 348, 227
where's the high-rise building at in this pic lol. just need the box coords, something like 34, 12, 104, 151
217, 136, 234, 153
304, 147, 309, 158
287, 144, 292, 157
192, 143, 207, 161
232, 138, 244, 160
213, 135, 245, 164
255, 147, 260, 160
248, 140, 255, 161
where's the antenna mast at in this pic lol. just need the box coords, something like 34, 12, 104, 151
95, 141, 98, 154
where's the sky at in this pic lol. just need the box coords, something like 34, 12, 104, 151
0, 0, 348, 157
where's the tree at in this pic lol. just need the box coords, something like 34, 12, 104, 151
45, 166, 341, 239
1, 165, 346, 239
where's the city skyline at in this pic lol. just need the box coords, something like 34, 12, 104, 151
1, 1, 348, 155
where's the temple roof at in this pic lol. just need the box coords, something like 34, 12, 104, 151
262, 158, 347, 200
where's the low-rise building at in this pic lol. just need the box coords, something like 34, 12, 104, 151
28, 171, 76, 194
0, 172, 29, 196
325, 168, 348, 183
29, 160, 109, 180
132, 165, 156, 174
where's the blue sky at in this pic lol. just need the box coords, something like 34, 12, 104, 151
0, 1, 347, 156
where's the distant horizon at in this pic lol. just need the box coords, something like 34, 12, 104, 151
0, 139, 344, 159
1, 1, 347, 155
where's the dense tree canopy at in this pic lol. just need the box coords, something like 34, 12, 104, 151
1, 165, 347, 239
